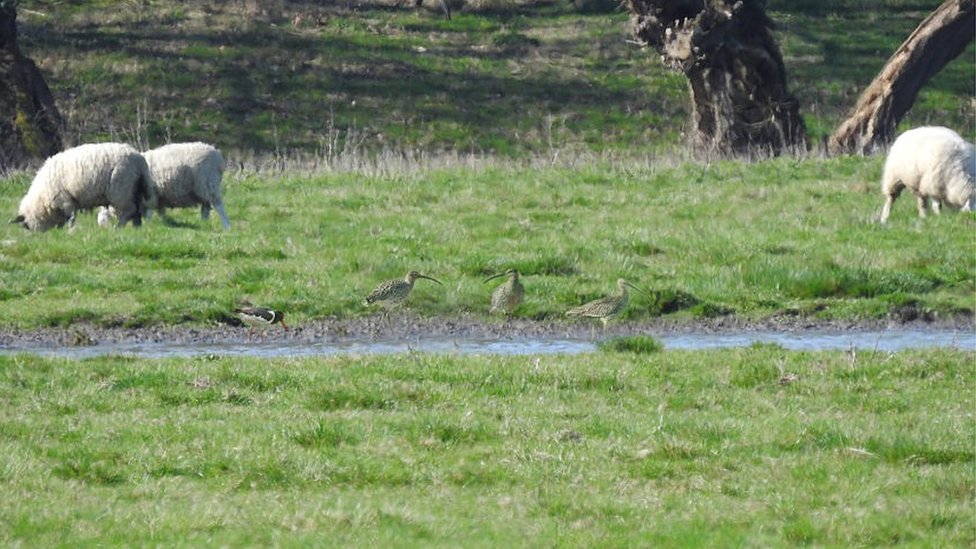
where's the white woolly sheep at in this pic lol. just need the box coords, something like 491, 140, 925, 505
98, 142, 230, 229
880, 126, 975, 223
11, 143, 156, 231
145, 142, 230, 228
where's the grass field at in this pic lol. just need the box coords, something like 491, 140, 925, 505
1, 347, 973, 547
2, 2, 974, 546
2, 155, 974, 330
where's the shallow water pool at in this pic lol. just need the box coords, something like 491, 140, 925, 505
2, 327, 973, 358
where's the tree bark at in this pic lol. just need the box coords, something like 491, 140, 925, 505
0, 5, 63, 170
828, 0, 975, 156
626, 0, 806, 157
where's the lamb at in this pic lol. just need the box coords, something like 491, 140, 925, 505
880, 126, 975, 223
10, 142, 156, 231
98, 142, 230, 229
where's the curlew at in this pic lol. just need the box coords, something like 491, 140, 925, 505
363, 270, 443, 308
235, 305, 289, 331
566, 278, 643, 336
484, 268, 524, 316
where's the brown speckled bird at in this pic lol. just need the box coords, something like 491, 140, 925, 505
363, 270, 443, 307
484, 268, 524, 316
566, 278, 643, 335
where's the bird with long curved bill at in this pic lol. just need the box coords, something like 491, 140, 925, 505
484, 268, 524, 316
363, 270, 443, 308
566, 278, 644, 338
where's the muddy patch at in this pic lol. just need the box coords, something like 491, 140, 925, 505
0, 314, 972, 355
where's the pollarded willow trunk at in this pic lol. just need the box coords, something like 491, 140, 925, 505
626, 0, 807, 156
827, 0, 975, 156
0, 4, 63, 170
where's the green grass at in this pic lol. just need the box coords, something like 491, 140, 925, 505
598, 334, 663, 353
15, 0, 975, 155
0, 348, 972, 546
3, 3, 973, 547
2, 155, 974, 329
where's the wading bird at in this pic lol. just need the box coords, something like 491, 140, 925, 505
566, 278, 643, 337
363, 270, 443, 308
235, 305, 288, 332
484, 268, 524, 316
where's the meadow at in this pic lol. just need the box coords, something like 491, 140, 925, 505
4, 0, 971, 330
1, 154, 974, 330
1, 1, 974, 546
1, 347, 973, 547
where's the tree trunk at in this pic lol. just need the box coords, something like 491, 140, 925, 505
626, 0, 806, 157
0, 5, 63, 170
828, 0, 975, 156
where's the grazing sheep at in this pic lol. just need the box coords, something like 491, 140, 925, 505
880, 126, 975, 223
98, 142, 230, 229
10, 143, 156, 231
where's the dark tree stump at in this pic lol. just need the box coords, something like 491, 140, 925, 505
0, 6, 63, 170
626, 0, 806, 157
828, 0, 975, 156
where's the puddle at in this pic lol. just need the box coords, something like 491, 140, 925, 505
1, 328, 973, 358
661, 328, 975, 352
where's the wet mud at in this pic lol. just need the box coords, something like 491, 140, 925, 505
1, 313, 972, 349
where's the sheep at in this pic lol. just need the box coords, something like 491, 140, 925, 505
146, 142, 231, 228
97, 142, 230, 229
10, 143, 156, 231
880, 126, 975, 223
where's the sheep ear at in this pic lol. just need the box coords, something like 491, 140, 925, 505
9, 215, 25, 225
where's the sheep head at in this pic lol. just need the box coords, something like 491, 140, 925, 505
9, 214, 27, 229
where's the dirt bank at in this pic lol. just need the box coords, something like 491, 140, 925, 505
1, 313, 972, 348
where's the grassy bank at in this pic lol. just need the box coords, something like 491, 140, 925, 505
1, 347, 973, 546
15, 0, 975, 155
2, 155, 974, 330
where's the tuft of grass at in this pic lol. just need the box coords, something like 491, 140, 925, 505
597, 334, 663, 353
648, 288, 701, 315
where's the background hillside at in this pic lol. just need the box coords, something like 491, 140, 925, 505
16, 0, 976, 159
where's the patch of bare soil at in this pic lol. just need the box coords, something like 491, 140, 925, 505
0, 313, 972, 349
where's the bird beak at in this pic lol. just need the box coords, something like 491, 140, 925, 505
624, 282, 646, 295
418, 274, 443, 286
483, 272, 505, 284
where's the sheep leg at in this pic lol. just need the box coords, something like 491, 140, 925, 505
214, 202, 231, 229
97, 206, 114, 228
153, 206, 178, 227
880, 195, 895, 223
117, 210, 142, 228
930, 199, 942, 215
914, 194, 927, 218
115, 202, 142, 228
